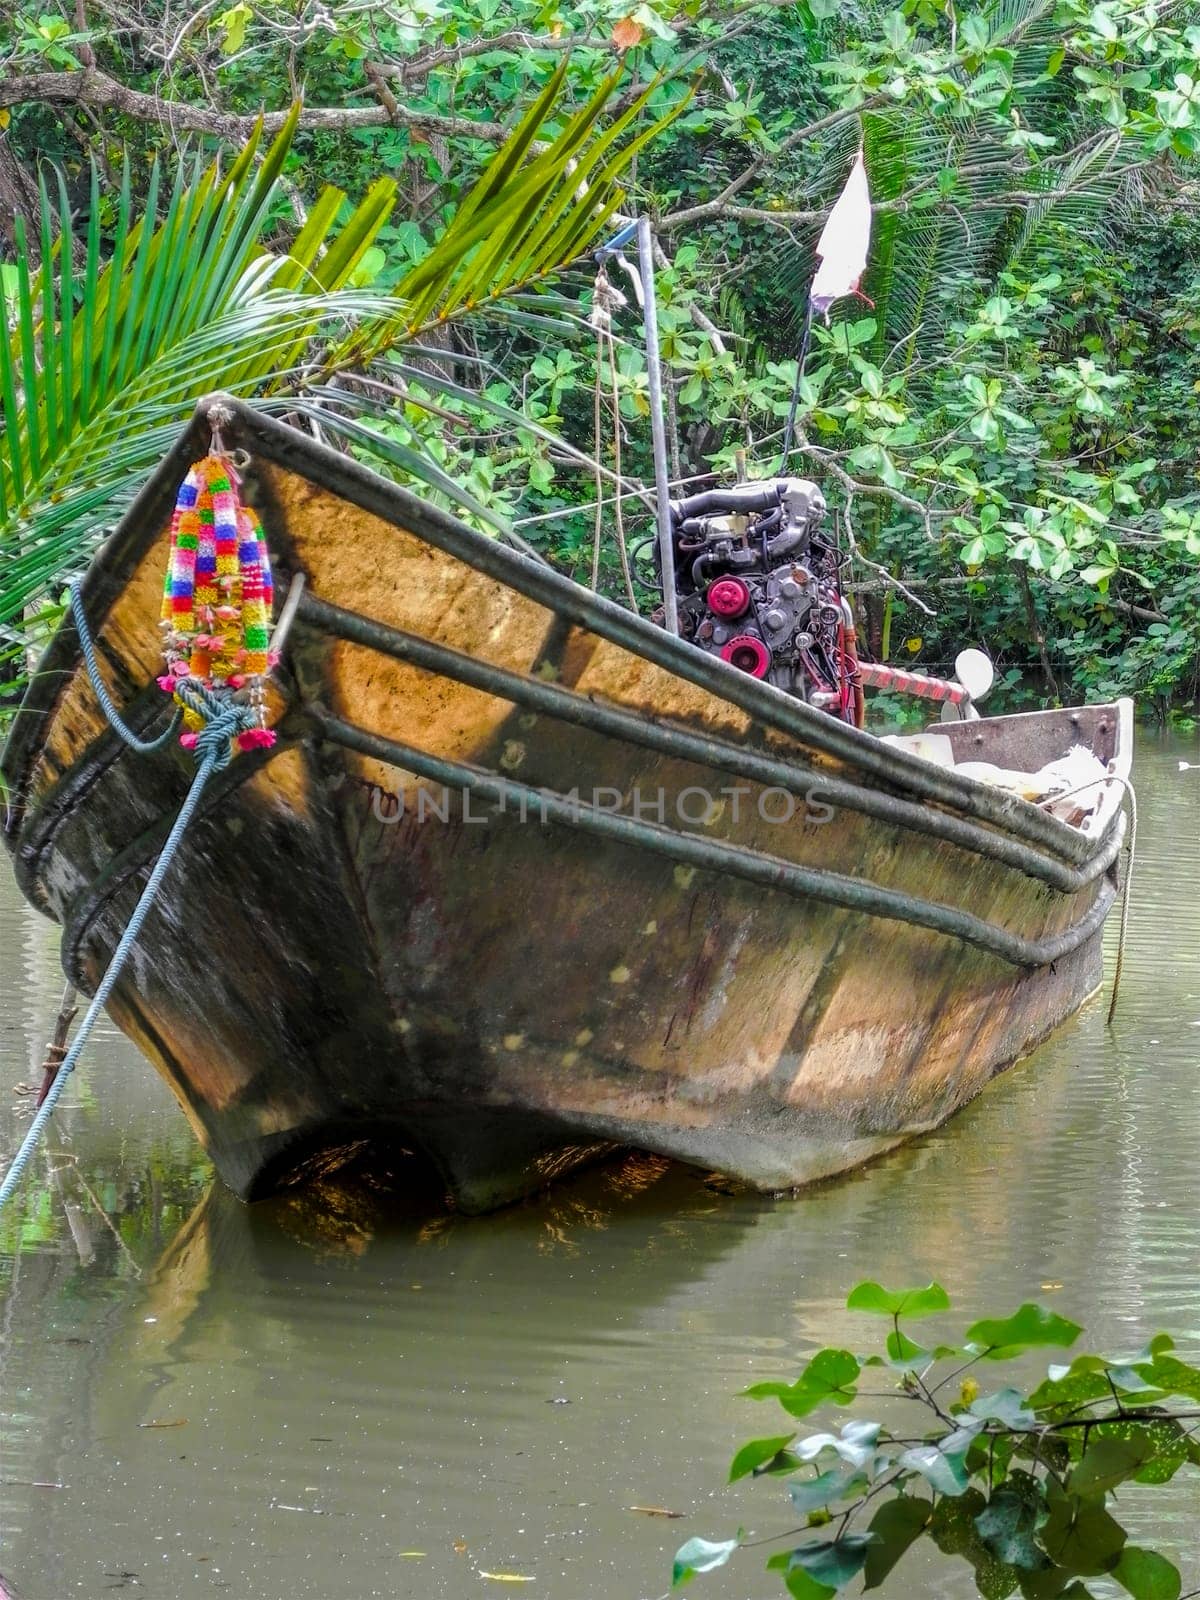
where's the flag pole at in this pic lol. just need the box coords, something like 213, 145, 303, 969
779, 297, 815, 472
638, 215, 680, 636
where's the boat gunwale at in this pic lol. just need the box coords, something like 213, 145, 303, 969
299, 590, 1124, 896
309, 706, 1119, 971
2, 396, 1125, 875
55, 699, 1117, 986
17, 594, 1123, 976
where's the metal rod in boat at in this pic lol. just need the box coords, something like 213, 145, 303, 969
270, 571, 307, 660
638, 215, 679, 636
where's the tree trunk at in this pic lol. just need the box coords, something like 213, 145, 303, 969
1015, 564, 1062, 704
0, 132, 41, 261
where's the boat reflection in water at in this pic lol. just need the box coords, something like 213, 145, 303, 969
2, 1007, 1138, 1600
5, 738, 1200, 1600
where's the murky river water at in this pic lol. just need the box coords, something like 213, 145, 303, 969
1, 730, 1198, 1599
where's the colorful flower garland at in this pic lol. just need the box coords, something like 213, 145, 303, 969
159, 455, 277, 753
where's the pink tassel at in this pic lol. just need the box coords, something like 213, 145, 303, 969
157, 675, 176, 693
236, 728, 277, 752
179, 732, 199, 751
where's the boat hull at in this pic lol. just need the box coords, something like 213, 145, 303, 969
2, 402, 1130, 1211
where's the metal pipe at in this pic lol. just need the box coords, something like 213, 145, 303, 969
269, 571, 307, 660
638, 215, 679, 636
309, 707, 1118, 972
297, 591, 1120, 894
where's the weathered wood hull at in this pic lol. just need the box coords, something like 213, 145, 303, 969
2, 402, 1131, 1211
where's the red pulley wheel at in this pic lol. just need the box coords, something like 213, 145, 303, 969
720, 635, 771, 678
707, 578, 751, 618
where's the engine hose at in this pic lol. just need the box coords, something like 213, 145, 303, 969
691, 553, 721, 590
799, 647, 832, 697
671, 483, 784, 520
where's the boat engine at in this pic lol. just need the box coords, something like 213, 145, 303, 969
663, 477, 863, 726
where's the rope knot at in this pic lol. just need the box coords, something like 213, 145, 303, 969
174, 682, 258, 770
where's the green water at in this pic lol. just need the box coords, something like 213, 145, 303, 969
1, 730, 1198, 1599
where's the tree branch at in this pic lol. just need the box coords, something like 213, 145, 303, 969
658, 100, 882, 232
0, 68, 510, 141
370, 33, 590, 81
846, 573, 1168, 624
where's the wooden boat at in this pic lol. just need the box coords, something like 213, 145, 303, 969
1, 397, 1132, 1212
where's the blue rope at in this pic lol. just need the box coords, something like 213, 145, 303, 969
1, 619, 253, 1211
69, 581, 181, 753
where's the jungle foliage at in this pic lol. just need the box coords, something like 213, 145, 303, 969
3, 0, 1200, 709
676, 1280, 1198, 1600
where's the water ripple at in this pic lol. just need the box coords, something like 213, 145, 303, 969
2, 731, 1200, 1598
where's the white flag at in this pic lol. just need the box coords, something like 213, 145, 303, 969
811, 151, 873, 321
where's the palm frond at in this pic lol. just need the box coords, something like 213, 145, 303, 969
352, 64, 686, 352
0, 70, 679, 636
762, 0, 1137, 362
0, 112, 396, 627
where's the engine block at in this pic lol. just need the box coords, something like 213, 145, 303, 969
664, 477, 861, 723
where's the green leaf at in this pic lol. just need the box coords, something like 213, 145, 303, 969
784, 1568, 837, 1600
863, 1497, 931, 1589
969, 1388, 1037, 1428
729, 1434, 796, 1483
767, 1554, 836, 1600
1112, 1547, 1181, 1600
1070, 1435, 1158, 1496
1131, 1355, 1200, 1401
1079, 563, 1117, 586
743, 1350, 860, 1418
1124, 1420, 1191, 1485
974, 1476, 1048, 1570
965, 1305, 1082, 1359
931, 1491, 1023, 1599
216, 2, 251, 53
673, 1535, 740, 1588
795, 1420, 882, 1470
347, 245, 386, 288
846, 1282, 951, 1319
885, 1329, 930, 1369
1041, 1486, 1125, 1576
787, 1534, 876, 1589
899, 1442, 970, 1497
788, 1467, 867, 1514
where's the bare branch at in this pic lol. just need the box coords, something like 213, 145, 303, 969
370, 33, 590, 81
0, 68, 510, 141
659, 100, 881, 232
